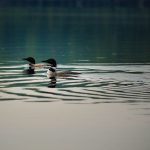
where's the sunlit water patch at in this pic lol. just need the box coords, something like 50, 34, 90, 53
0, 61, 150, 107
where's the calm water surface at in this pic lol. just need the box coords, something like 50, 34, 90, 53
0, 8, 150, 150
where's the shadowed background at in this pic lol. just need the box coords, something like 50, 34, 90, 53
0, 0, 150, 63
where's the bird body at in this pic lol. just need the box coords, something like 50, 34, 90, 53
23, 67, 35, 74
23, 57, 35, 74
41, 58, 80, 78
47, 67, 57, 79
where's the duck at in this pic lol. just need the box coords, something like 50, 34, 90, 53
41, 58, 57, 79
22, 57, 35, 74
41, 58, 80, 78
41, 58, 81, 88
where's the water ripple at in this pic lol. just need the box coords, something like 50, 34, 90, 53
0, 62, 150, 105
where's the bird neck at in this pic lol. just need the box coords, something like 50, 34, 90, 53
49, 67, 56, 72
29, 63, 34, 70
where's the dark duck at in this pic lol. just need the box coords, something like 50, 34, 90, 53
23, 57, 35, 74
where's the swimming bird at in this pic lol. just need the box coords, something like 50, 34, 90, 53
41, 58, 80, 78
42, 58, 57, 79
23, 57, 35, 74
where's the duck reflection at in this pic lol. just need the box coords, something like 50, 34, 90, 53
48, 76, 57, 88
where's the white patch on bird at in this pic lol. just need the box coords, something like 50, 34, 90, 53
47, 68, 56, 78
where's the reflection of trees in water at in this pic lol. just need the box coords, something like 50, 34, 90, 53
48, 77, 57, 88
0, 0, 150, 8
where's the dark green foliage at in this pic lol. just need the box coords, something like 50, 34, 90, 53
0, 0, 150, 8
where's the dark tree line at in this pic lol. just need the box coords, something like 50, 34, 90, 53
0, 0, 150, 8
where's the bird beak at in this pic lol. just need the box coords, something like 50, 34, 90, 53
41, 60, 46, 63
42, 60, 52, 66
23, 58, 27, 60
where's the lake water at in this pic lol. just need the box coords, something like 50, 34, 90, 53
0, 8, 150, 150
